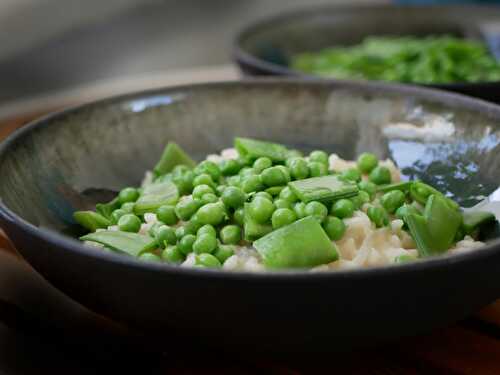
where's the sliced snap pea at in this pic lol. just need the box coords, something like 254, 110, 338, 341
153, 142, 196, 176
254, 216, 338, 269
80, 231, 156, 257
235, 137, 289, 162
288, 175, 358, 203
462, 211, 495, 235
134, 181, 179, 215
95, 197, 120, 220
73, 211, 111, 232
405, 194, 462, 257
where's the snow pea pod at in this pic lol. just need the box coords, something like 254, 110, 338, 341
410, 182, 459, 210
153, 142, 196, 177
80, 230, 156, 257
73, 211, 111, 232
95, 197, 120, 220
405, 194, 462, 257
254, 216, 338, 269
288, 175, 358, 203
235, 137, 289, 162
462, 211, 495, 235
134, 181, 179, 215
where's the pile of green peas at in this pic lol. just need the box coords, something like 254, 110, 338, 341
100, 147, 407, 268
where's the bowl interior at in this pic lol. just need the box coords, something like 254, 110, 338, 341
237, 6, 500, 75
1, 81, 500, 240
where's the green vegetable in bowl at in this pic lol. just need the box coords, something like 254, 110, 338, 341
74, 137, 496, 271
291, 36, 500, 84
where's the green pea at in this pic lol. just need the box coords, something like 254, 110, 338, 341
276, 165, 291, 182
192, 184, 214, 200
111, 209, 127, 224
175, 226, 187, 239
156, 205, 177, 225
233, 207, 244, 226
309, 150, 329, 165
249, 197, 276, 223
308, 161, 328, 177
197, 224, 217, 237
183, 219, 201, 235
172, 170, 195, 195
358, 181, 377, 198
369, 166, 392, 185
341, 168, 361, 182
155, 225, 177, 248
220, 225, 241, 244
331, 199, 354, 219
226, 175, 241, 187
261, 166, 289, 187
265, 186, 285, 196
201, 193, 218, 204
274, 199, 292, 210
194, 160, 220, 181
175, 197, 201, 221
178, 234, 196, 255
239, 167, 257, 178
279, 186, 298, 203
305, 201, 328, 223
367, 206, 389, 228
241, 175, 264, 193
220, 159, 241, 176
357, 152, 378, 173
162, 245, 184, 263
350, 191, 370, 210
118, 214, 141, 233
195, 253, 221, 268
221, 186, 246, 208
193, 173, 215, 188
289, 157, 309, 180
271, 208, 297, 229
237, 155, 254, 167
214, 244, 235, 264
193, 233, 217, 254
293, 202, 307, 219
216, 185, 226, 195
196, 202, 226, 226
148, 221, 164, 237
253, 157, 273, 173
121, 202, 135, 213
138, 252, 162, 263
254, 191, 273, 201
381, 190, 406, 214
118, 187, 139, 204
323, 216, 346, 240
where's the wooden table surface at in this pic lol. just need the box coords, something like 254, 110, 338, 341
2, 99, 500, 374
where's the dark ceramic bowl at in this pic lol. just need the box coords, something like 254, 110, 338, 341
234, 5, 500, 103
1, 80, 500, 355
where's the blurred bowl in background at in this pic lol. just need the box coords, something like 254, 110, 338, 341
233, 4, 500, 102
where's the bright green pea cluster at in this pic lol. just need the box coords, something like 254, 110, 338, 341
76, 138, 483, 269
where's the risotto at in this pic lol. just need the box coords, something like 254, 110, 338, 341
74, 138, 495, 271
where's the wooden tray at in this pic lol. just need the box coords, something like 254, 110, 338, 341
2, 74, 500, 374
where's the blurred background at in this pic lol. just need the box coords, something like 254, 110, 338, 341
0, 0, 387, 106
